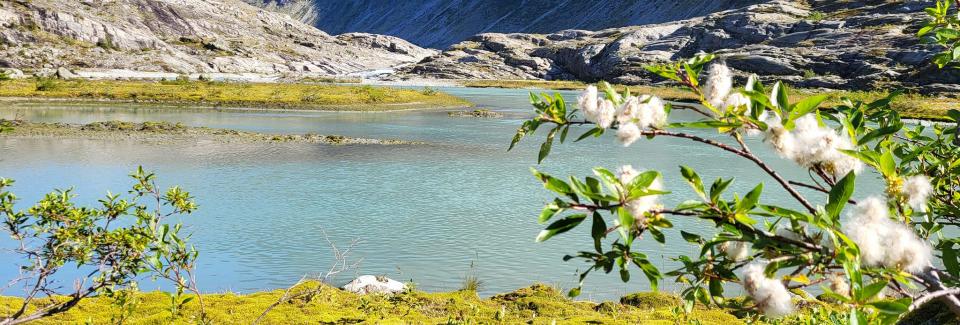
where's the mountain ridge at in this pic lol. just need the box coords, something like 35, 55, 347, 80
0, 0, 434, 80
248, 0, 765, 48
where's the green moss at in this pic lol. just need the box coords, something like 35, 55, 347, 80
620, 292, 682, 309
0, 283, 753, 324
0, 79, 472, 111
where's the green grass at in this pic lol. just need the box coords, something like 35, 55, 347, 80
0, 79, 471, 111
0, 283, 749, 324
458, 79, 960, 121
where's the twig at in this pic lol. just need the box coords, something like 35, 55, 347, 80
638, 129, 817, 213
788, 181, 858, 204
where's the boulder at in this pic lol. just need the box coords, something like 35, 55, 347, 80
342, 275, 406, 295
56, 67, 78, 79
1, 68, 24, 79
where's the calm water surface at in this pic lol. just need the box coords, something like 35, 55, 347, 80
0, 88, 882, 300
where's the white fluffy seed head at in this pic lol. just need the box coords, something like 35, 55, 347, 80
617, 165, 638, 184
625, 175, 663, 221
635, 95, 667, 129
617, 96, 640, 124
770, 114, 863, 177
843, 196, 933, 274
741, 261, 794, 318
723, 92, 752, 114
887, 226, 933, 274
775, 225, 802, 241
616, 123, 642, 147
903, 175, 933, 211
703, 62, 733, 109
763, 116, 795, 159
578, 86, 599, 122
721, 241, 751, 262
596, 99, 616, 129
828, 274, 850, 297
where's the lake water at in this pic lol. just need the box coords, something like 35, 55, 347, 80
0, 88, 880, 301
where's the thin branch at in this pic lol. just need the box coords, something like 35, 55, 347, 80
638, 129, 817, 213
911, 288, 960, 311
788, 181, 858, 204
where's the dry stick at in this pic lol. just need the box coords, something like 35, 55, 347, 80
253, 275, 310, 325
253, 231, 363, 325
917, 267, 960, 316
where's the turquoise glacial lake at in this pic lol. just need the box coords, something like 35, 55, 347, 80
0, 87, 879, 300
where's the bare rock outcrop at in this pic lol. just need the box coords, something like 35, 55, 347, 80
0, 0, 435, 79
396, 0, 957, 92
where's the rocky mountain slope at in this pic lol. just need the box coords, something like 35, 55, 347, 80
248, 0, 764, 48
0, 0, 435, 79
395, 0, 959, 92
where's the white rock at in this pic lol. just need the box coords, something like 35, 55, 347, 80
1, 68, 24, 79
342, 275, 406, 295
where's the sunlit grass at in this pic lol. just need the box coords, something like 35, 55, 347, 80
0, 282, 748, 324
0, 79, 471, 111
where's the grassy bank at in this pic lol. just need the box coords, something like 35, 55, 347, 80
0, 120, 421, 145
460, 79, 960, 120
0, 283, 771, 324
0, 79, 471, 111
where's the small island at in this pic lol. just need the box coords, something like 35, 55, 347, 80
0, 79, 472, 111
0, 120, 423, 145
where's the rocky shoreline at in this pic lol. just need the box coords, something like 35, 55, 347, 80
0, 120, 423, 145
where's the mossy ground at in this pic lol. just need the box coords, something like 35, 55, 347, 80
459, 79, 960, 121
0, 79, 471, 111
0, 282, 862, 324
0, 283, 747, 324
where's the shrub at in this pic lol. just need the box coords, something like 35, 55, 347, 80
0, 168, 205, 324
34, 77, 58, 91
510, 51, 960, 323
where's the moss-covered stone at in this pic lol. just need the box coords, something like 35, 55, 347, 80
620, 291, 682, 309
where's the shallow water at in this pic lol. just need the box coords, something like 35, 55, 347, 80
0, 88, 881, 300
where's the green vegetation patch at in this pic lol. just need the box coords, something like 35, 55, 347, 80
0, 79, 471, 111
0, 283, 749, 324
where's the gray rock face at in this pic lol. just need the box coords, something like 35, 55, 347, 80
0, 0, 434, 77
248, 0, 764, 48
396, 0, 959, 91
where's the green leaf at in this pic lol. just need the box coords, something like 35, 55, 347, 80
738, 183, 763, 212
591, 212, 607, 252
825, 172, 856, 220
878, 150, 897, 177
538, 203, 563, 224
680, 166, 707, 201
536, 214, 587, 242
709, 178, 733, 203
680, 231, 702, 243
944, 243, 960, 276
575, 127, 602, 142
774, 81, 789, 113
858, 123, 903, 145
538, 127, 558, 164
860, 280, 888, 301
531, 168, 573, 195
788, 94, 829, 123
868, 301, 908, 315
